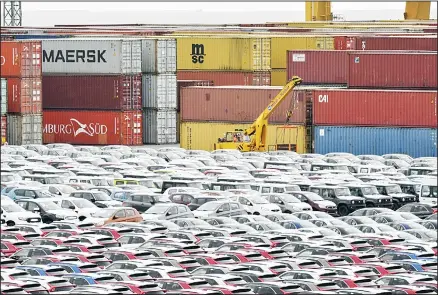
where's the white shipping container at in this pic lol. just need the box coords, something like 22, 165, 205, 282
143, 109, 177, 144
142, 74, 177, 109
1, 78, 7, 116
141, 39, 177, 74
42, 39, 142, 74
7, 114, 43, 145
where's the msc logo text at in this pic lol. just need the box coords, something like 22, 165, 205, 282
191, 44, 205, 64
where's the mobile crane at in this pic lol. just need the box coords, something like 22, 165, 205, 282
214, 76, 303, 152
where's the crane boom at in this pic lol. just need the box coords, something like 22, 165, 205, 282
404, 1, 431, 20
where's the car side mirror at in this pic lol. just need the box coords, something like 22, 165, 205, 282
166, 211, 172, 216
1, 209, 3, 214
90, 199, 96, 203
69, 206, 76, 210
246, 202, 252, 206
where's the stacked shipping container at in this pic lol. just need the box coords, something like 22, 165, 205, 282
41, 39, 143, 145
0, 41, 43, 145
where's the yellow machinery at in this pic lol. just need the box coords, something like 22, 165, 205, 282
305, 1, 431, 21
215, 76, 303, 152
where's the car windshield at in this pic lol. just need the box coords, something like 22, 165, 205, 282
1, 175, 15, 182
45, 177, 64, 184
281, 195, 301, 203
72, 198, 95, 209
38, 200, 62, 210
93, 192, 112, 201
249, 196, 269, 204
197, 202, 221, 211
361, 186, 379, 195
91, 178, 109, 186
152, 195, 171, 203
36, 190, 55, 198
304, 193, 325, 201
423, 185, 438, 198
335, 188, 351, 196
2, 202, 26, 213
419, 230, 438, 240
58, 185, 76, 194
386, 185, 403, 194
92, 208, 118, 218
146, 205, 172, 214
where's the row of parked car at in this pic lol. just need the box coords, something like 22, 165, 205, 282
0, 143, 437, 294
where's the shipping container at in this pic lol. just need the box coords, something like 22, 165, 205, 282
334, 35, 437, 50
142, 74, 177, 109
176, 112, 180, 143
1, 116, 6, 144
1, 79, 7, 116
270, 69, 287, 86
270, 36, 334, 69
313, 126, 437, 158
176, 36, 271, 71
7, 114, 42, 145
143, 109, 177, 144
42, 75, 142, 110
7, 77, 42, 114
0, 41, 42, 78
42, 110, 142, 145
176, 71, 271, 86
347, 52, 437, 89
42, 39, 142, 74
180, 122, 306, 152
311, 89, 437, 128
180, 85, 310, 124
177, 80, 214, 111
141, 39, 177, 74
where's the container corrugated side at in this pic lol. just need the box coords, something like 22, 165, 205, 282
177, 71, 271, 86
1, 116, 6, 144
176, 36, 271, 71
42, 75, 142, 111
270, 69, 287, 86
142, 74, 177, 109
42, 39, 142, 74
1, 79, 7, 116
7, 78, 42, 114
180, 122, 306, 152
0, 41, 42, 78
347, 52, 437, 89
141, 39, 177, 74
334, 35, 437, 50
142, 109, 177, 144
312, 89, 437, 128
7, 114, 43, 145
177, 80, 214, 111
313, 126, 437, 158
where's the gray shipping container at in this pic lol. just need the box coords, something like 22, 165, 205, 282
142, 74, 177, 109
7, 114, 43, 145
42, 38, 142, 74
1, 78, 7, 116
143, 109, 177, 144
141, 39, 177, 74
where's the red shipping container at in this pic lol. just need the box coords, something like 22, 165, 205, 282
1, 116, 6, 145
348, 52, 437, 89
177, 80, 214, 111
334, 35, 437, 51
7, 77, 42, 114
312, 89, 437, 127
180, 86, 307, 124
177, 71, 271, 86
0, 41, 42, 78
42, 75, 142, 110
43, 110, 142, 145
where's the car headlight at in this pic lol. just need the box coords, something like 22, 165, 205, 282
351, 201, 355, 204
402, 198, 405, 201
95, 221, 105, 226
378, 199, 382, 203
55, 214, 65, 219
18, 217, 27, 221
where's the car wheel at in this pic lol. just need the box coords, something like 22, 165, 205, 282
284, 210, 292, 214
338, 205, 349, 216
366, 202, 375, 208
42, 217, 53, 224
253, 212, 260, 215
392, 201, 400, 210
6, 221, 15, 227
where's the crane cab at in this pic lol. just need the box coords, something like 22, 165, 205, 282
215, 129, 253, 151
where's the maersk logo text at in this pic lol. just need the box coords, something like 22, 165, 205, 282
43, 49, 107, 63
190, 44, 205, 64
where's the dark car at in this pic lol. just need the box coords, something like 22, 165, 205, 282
344, 184, 393, 208
397, 203, 435, 219
370, 182, 417, 210
122, 193, 168, 213
289, 192, 338, 215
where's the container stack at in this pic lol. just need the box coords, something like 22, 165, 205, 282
41, 38, 143, 146
1, 41, 43, 145
141, 38, 179, 144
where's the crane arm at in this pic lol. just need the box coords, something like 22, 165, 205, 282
404, 1, 431, 20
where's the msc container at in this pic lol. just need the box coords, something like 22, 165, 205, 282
176, 36, 271, 71
334, 35, 437, 51
177, 80, 214, 111
143, 109, 177, 144
1, 79, 7, 115
1, 116, 6, 145
180, 121, 306, 152
42, 75, 142, 110
142, 74, 177, 109
347, 52, 437, 89
313, 126, 437, 158
176, 71, 271, 86
311, 89, 437, 128
7, 114, 43, 145
180, 86, 309, 124
0, 41, 42, 78
141, 39, 177, 74
42, 39, 142, 74
7, 77, 42, 114
42, 110, 142, 145
270, 36, 334, 69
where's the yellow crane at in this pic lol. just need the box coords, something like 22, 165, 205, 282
305, 1, 432, 21
214, 76, 303, 152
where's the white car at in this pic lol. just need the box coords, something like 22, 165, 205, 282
1, 197, 42, 226
231, 194, 281, 215
51, 197, 100, 221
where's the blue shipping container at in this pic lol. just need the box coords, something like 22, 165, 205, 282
313, 126, 437, 158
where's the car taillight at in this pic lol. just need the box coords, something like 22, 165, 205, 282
271, 242, 278, 248
47, 286, 56, 292
433, 209, 437, 213
269, 268, 279, 275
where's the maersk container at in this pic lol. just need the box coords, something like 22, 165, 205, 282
313, 126, 437, 158
1, 79, 7, 116
7, 114, 43, 145
143, 109, 177, 144
42, 39, 142, 74
142, 74, 177, 109
141, 39, 177, 74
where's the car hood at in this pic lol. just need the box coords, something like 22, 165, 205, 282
337, 195, 364, 201
85, 217, 108, 225
96, 200, 122, 207
192, 210, 214, 218
286, 202, 312, 209
141, 213, 167, 220
254, 203, 281, 211
47, 209, 78, 219
75, 208, 98, 216
362, 194, 390, 199
314, 200, 337, 208
388, 193, 415, 199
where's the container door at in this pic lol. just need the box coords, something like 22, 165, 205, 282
141, 39, 156, 73
157, 39, 177, 74
1, 78, 7, 115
